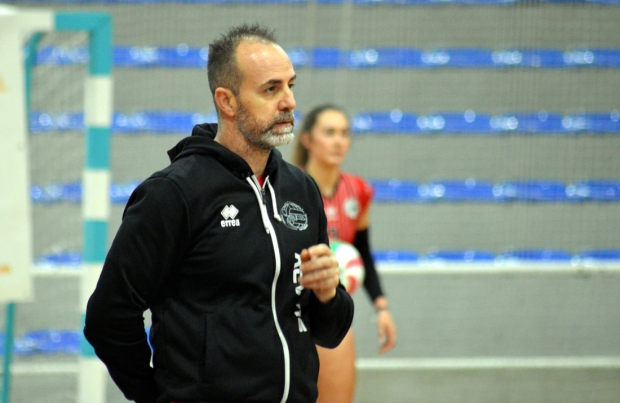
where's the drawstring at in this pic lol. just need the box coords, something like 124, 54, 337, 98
244, 176, 291, 402
266, 177, 282, 222
246, 176, 271, 234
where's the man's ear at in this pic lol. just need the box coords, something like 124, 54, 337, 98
214, 88, 237, 118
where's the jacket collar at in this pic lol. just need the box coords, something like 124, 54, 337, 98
167, 123, 284, 180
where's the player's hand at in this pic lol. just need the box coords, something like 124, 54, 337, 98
375, 297, 397, 354
299, 244, 340, 303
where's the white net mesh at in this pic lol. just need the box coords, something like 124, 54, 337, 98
3, 2, 620, 402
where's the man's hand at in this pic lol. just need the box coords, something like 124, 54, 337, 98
299, 244, 340, 303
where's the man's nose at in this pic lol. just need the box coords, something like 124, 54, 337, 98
279, 87, 296, 111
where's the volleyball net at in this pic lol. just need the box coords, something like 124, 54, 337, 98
3, 1, 620, 402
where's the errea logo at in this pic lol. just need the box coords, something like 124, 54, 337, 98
221, 205, 240, 227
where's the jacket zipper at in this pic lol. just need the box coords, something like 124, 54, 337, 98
261, 187, 267, 205
247, 176, 291, 403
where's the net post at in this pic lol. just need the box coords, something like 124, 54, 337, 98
0, 7, 54, 401
55, 12, 113, 403
1, 304, 15, 403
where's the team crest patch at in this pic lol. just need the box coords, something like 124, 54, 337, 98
344, 198, 360, 219
280, 201, 308, 231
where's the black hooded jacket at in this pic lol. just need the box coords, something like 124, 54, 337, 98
84, 123, 354, 403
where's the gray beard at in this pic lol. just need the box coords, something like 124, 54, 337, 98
236, 103, 295, 150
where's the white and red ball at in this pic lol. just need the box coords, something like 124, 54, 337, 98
330, 241, 365, 295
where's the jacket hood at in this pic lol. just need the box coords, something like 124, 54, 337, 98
167, 123, 284, 179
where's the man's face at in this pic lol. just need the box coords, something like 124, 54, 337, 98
234, 41, 297, 150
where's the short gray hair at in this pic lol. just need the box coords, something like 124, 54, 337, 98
207, 23, 277, 97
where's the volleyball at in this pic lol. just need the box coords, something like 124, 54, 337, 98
330, 241, 365, 295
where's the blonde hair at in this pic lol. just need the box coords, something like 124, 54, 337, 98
292, 104, 349, 168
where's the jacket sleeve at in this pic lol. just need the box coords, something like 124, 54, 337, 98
308, 189, 354, 348
84, 177, 191, 403
309, 286, 354, 348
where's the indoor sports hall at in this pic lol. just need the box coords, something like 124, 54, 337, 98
1, 0, 619, 402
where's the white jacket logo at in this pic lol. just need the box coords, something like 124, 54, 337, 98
280, 201, 308, 231
221, 205, 240, 227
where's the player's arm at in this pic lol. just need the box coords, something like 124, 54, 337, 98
354, 208, 383, 302
354, 207, 397, 354
84, 178, 190, 403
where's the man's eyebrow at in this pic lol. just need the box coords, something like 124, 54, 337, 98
261, 74, 297, 87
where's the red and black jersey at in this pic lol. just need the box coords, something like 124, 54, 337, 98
322, 172, 373, 244
323, 172, 384, 301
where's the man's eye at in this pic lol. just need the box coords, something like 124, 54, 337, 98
266, 87, 276, 93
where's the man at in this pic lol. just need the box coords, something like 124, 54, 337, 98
84, 24, 354, 403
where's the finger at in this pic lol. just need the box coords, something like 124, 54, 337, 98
379, 341, 393, 354
377, 320, 387, 342
380, 335, 396, 354
379, 332, 387, 348
379, 326, 397, 354
315, 275, 340, 294
321, 272, 340, 287
300, 255, 338, 276
299, 266, 339, 287
377, 314, 397, 354
306, 265, 340, 287
300, 248, 311, 263
305, 243, 332, 259
378, 327, 386, 346
379, 335, 392, 354
302, 266, 339, 303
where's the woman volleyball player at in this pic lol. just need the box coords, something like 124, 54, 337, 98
292, 104, 397, 403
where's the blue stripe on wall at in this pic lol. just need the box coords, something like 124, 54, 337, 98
29, 111, 620, 135
32, 249, 620, 267
34, 46, 620, 69
29, 179, 620, 204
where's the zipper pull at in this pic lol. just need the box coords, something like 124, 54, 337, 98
260, 187, 267, 205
